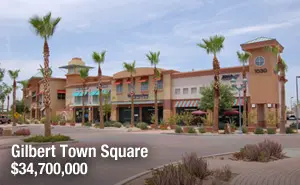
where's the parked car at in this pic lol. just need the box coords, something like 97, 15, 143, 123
0, 115, 11, 124
287, 114, 297, 120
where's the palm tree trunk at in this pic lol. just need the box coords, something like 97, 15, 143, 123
7, 96, 9, 117
279, 70, 286, 134
213, 55, 220, 132
1, 101, 4, 115
98, 65, 104, 129
82, 82, 85, 125
242, 65, 247, 126
43, 39, 51, 136
130, 74, 134, 127
12, 80, 16, 126
154, 67, 158, 129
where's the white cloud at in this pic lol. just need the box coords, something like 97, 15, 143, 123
216, 2, 250, 16
225, 22, 294, 36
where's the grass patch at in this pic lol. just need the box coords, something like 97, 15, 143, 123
24, 134, 71, 143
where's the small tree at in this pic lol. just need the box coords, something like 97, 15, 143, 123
181, 112, 194, 126
199, 83, 235, 112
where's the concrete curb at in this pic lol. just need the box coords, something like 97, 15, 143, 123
162, 133, 300, 136
0, 140, 79, 149
114, 151, 236, 185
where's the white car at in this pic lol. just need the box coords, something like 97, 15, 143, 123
287, 114, 297, 120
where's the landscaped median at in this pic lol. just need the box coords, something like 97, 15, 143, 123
116, 139, 292, 185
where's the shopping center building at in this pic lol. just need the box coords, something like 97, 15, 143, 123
23, 37, 284, 126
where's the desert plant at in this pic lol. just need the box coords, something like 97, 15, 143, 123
267, 128, 276, 134
136, 122, 148, 130
198, 127, 206, 133
168, 115, 177, 125
24, 134, 71, 143
113, 122, 122, 128
34, 119, 40, 124
242, 126, 248, 133
213, 165, 232, 182
254, 127, 264, 134
248, 111, 257, 125
85, 122, 92, 127
123, 122, 131, 128
14, 128, 30, 136
267, 110, 276, 126
40, 117, 46, 124
175, 126, 183, 133
200, 113, 213, 126
230, 121, 236, 130
187, 127, 197, 134
181, 112, 194, 126
182, 153, 209, 179
286, 127, 295, 134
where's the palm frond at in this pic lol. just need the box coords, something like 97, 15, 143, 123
264, 46, 280, 56
123, 61, 136, 74
79, 68, 89, 79
146, 51, 160, 66
236, 51, 251, 64
8, 69, 20, 80
197, 35, 225, 55
92, 50, 106, 64
280, 58, 288, 72
17, 80, 29, 89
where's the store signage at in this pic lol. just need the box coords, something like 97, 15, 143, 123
128, 94, 149, 99
255, 68, 267, 73
221, 74, 239, 81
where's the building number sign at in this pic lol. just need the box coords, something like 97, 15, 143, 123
254, 68, 267, 73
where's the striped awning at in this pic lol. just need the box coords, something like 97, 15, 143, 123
233, 98, 244, 106
90, 89, 110, 96
72, 91, 88, 97
175, 100, 200, 107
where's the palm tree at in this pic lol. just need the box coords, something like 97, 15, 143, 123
265, 46, 287, 133
146, 51, 160, 129
123, 61, 136, 127
4, 85, 12, 116
29, 12, 61, 136
8, 70, 20, 126
197, 35, 225, 132
38, 64, 53, 77
79, 68, 89, 125
18, 80, 29, 121
92, 51, 106, 129
237, 51, 252, 126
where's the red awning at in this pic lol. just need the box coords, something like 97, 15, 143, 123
153, 76, 162, 81
57, 90, 66, 94
114, 80, 122, 85
138, 77, 148, 83
125, 78, 131, 84
38, 91, 44, 95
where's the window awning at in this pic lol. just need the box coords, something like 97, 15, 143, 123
138, 77, 148, 83
233, 98, 244, 106
90, 89, 111, 96
125, 78, 132, 84
57, 90, 66, 94
115, 80, 122, 85
38, 91, 44, 95
175, 100, 200, 107
72, 91, 88, 97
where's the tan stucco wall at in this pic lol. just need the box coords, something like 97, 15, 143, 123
49, 80, 66, 118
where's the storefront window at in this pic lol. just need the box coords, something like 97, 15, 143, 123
57, 93, 65, 100
117, 84, 123, 93
74, 96, 82, 105
183, 88, 188, 94
157, 80, 163, 89
175, 88, 180, 95
191, 87, 197, 94
141, 81, 148, 91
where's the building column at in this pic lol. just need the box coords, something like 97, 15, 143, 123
163, 100, 172, 122
139, 106, 142, 122
111, 105, 117, 121
73, 108, 76, 123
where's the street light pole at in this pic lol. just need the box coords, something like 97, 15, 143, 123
296, 76, 299, 133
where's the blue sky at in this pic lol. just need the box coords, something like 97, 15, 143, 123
0, 0, 299, 106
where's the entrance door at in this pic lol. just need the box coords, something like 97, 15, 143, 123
119, 107, 139, 123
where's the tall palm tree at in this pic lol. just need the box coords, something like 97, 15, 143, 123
0, 83, 8, 114
198, 35, 225, 132
123, 61, 136, 127
29, 12, 61, 136
4, 85, 12, 116
237, 51, 252, 126
79, 68, 89, 125
18, 80, 29, 121
92, 51, 106, 129
146, 51, 160, 129
265, 45, 287, 133
38, 65, 53, 77
8, 70, 20, 126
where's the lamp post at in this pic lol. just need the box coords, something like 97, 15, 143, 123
231, 77, 248, 134
296, 76, 300, 133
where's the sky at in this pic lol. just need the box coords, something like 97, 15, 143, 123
0, 0, 299, 107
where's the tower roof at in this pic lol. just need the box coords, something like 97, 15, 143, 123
243, 37, 276, 44
59, 57, 94, 69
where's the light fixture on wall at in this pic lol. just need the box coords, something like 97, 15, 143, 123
252, 104, 256, 108
267, 104, 272, 108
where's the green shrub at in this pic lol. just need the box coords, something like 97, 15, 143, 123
267, 128, 276, 134
124, 122, 131, 128
182, 153, 209, 179
34, 119, 40, 124
187, 127, 196, 134
175, 126, 183, 133
286, 127, 295, 134
24, 119, 30, 124
85, 122, 92, 127
40, 117, 46, 124
198, 127, 206, 133
242, 126, 248, 134
113, 122, 122, 128
136, 122, 148, 130
24, 134, 71, 143
254, 127, 264, 134
104, 121, 115, 127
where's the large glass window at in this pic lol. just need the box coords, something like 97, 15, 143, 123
141, 81, 149, 91
74, 96, 82, 105
183, 88, 188, 94
116, 84, 123, 93
57, 93, 65, 100
175, 88, 180, 95
157, 80, 163, 89
191, 87, 197, 94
